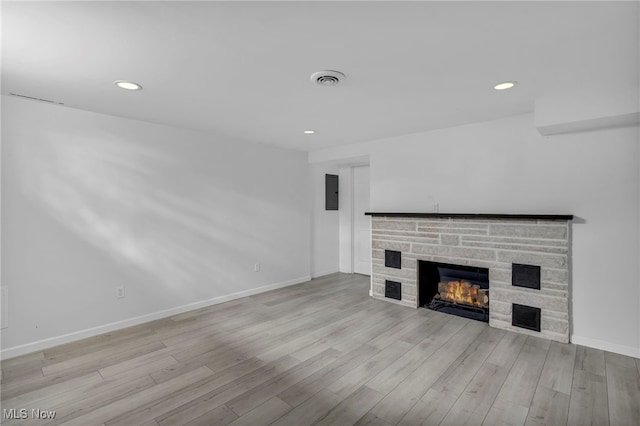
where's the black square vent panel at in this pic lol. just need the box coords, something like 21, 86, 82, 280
512, 263, 541, 290
512, 304, 541, 332
385, 280, 402, 300
385, 250, 402, 269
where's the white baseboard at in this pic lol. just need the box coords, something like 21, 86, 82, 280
571, 334, 640, 358
0, 275, 311, 360
311, 269, 340, 279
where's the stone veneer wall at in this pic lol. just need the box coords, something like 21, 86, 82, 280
371, 216, 571, 343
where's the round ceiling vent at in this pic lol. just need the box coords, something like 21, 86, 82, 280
310, 70, 346, 86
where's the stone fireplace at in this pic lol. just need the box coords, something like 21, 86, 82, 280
368, 213, 573, 343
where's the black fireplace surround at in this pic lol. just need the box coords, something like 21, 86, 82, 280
419, 260, 490, 322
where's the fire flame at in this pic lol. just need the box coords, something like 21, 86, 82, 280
437, 280, 488, 308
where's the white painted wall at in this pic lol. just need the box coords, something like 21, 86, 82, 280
0, 95, 311, 358
0, 92, 4, 330
636, 3, 640, 354
310, 113, 640, 357
309, 164, 339, 278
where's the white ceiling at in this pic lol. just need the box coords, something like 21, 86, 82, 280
3, 1, 638, 151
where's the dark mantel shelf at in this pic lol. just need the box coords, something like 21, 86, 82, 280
365, 212, 574, 221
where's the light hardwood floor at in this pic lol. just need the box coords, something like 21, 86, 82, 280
1, 273, 639, 425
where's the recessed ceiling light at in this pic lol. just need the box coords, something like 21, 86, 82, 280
114, 80, 142, 91
303, 130, 316, 134
494, 81, 517, 91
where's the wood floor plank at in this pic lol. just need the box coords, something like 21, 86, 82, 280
183, 405, 238, 426
325, 311, 404, 353
58, 367, 214, 426
314, 385, 384, 426
98, 353, 177, 379
567, 346, 609, 426
225, 349, 341, 416
108, 368, 250, 426
159, 355, 262, 387
605, 351, 640, 425
567, 369, 609, 425
353, 412, 393, 426
42, 327, 160, 365
439, 327, 525, 426
574, 344, 606, 376
159, 323, 230, 347
36, 375, 157, 426
365, 312, 455, 394
1, 359, 47, 383
154, 355, 302, 426
325, 340, 413, 398
1, 351, 47, 384
440, 362, 510, 426
393, 313, 443, 346
483, 399, 530, 426
482, 329, 528, 369
365, 313, 430, 350
2, 274, 640, 426
276, 344, 380, 408
482, 336, 549, 426
1, 351, 45, 369
226, 397, 291, 426
2, 372, 104, 410
1, 368, 89, 401
287, 306, 388, 362
254, 304, 383, 362
398, 326, 507, 425
3, 375, 156, 426
370, 320, 486, 425
42, 340, 167, 377
270, 389, 342, 426
536, 341, 577, 395
492, 336, 550, 405
150, 358, 263, 425
521, 340, 577, 426
170, 302, 353, 367
524, 386, 570, 426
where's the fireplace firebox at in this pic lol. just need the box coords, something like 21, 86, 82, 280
418, 260, 489, 322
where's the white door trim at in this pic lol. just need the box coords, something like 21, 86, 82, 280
352, 165, 371, 276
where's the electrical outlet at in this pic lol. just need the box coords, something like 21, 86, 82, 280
254, 263, 261, 272
115, 286, 125, 299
